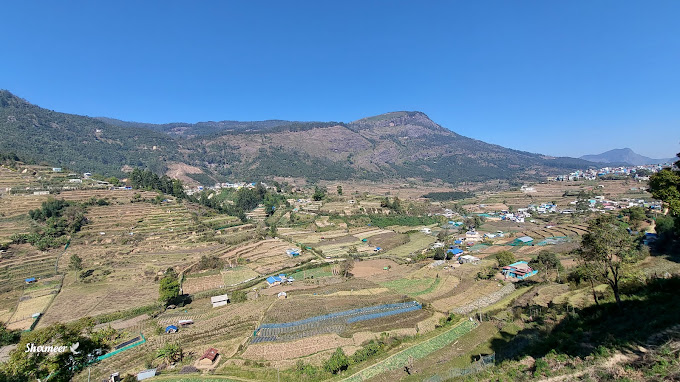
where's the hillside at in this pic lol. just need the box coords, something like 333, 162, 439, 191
0, 90, 178, 175
0, 90, 594, 184
580, 148, 674, 166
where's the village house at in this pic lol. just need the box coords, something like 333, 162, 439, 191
465, 230, 481, 242
458, 255, 480, 264
266, 274, 289, 287
502, 261, 538, 280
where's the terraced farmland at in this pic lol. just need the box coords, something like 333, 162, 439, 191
219, 239, 314, 275
252, 301, 422, 343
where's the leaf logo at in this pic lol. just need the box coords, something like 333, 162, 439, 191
70, 342, 80, 354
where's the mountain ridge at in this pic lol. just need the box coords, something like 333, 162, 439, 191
0, 89, 595, 185
580, 148, 674, 166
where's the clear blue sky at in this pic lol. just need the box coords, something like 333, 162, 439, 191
2, 1, 679, 159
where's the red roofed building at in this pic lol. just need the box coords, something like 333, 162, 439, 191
198, 348, 219, 366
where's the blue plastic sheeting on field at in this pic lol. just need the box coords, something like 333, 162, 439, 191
346, 304, 422, 323
258, 301, 422, 329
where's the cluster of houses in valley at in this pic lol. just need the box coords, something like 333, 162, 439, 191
184, 181, 267, 195
549, 163, 669, 182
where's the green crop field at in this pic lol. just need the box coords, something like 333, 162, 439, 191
291, 265, 334, 280
382, 232, 435, 257
222, 267, 259, 286
380, 277, 439, 296
342, 319, 478, 381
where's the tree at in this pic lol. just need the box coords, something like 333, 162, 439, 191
495, 250, 516, 268
391, 197, 403, 213
649, 155, 680, 237
324, 348, 349, 374
157, 342, 183, 364
337, 185, 343, 195
0, 322, 20, 346
3, 319, 110, 382
576, 191, 590, 213
568, 262, 603, 306
577, 214, 641, 307
622, 206, 647, 231
268, 223, 278, 237
159, 271, 180, 306
68, 254, 83, 272
312, 186, 326, 201
529, 250, 563, 281
341, 257, 355, 277
433, 247, 446, 260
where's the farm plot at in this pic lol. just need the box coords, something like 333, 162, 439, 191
429, 279, 503, 313
252, 301, 422, 343
182, 273, 224, 294
350, 259, 402, 278
0, 244, 60, 293
37, 276, 158, 327
222, 266, 259, 286
243, 333, 355, 361
0, 213, 31, 242
290, 265, 334, 280
380, 278, 440, 297
219, 239, 314, 275
0, 194, 50, 218
342, 319, 478, 382
382, 232, 436, 258
264, 285, 408, 324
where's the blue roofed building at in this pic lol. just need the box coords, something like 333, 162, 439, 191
266, 274, 287, 287
502, 261, 538, 280
447, 247, 464, 256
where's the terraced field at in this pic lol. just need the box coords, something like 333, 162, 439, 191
219, 239, 314, 275
0, 244, 61, 293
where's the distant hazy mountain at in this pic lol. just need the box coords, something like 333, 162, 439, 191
0, 89, 596, 184
580, 148, 674, 166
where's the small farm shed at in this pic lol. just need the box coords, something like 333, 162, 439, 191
447, 248, 464, 256
198, 348, 219, 366
286, 249, 300, 257
25, 277, 37, 284
211, 294, 229, 308
165, 325, 178, 334
502, 261, 538, 280
136, 369, 156, 381
277, 291, 287, 299
179, 319, 194, 327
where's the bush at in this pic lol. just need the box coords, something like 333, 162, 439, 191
230, 290, 247, 303
350, 341, 383, 363
324, 348, 349, 374
196, 255, 224, 271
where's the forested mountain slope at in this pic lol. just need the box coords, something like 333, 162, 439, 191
0, 90, 594, 183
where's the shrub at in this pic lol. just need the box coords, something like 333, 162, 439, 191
324, 348, 349, 374
230, 290, 247, 303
